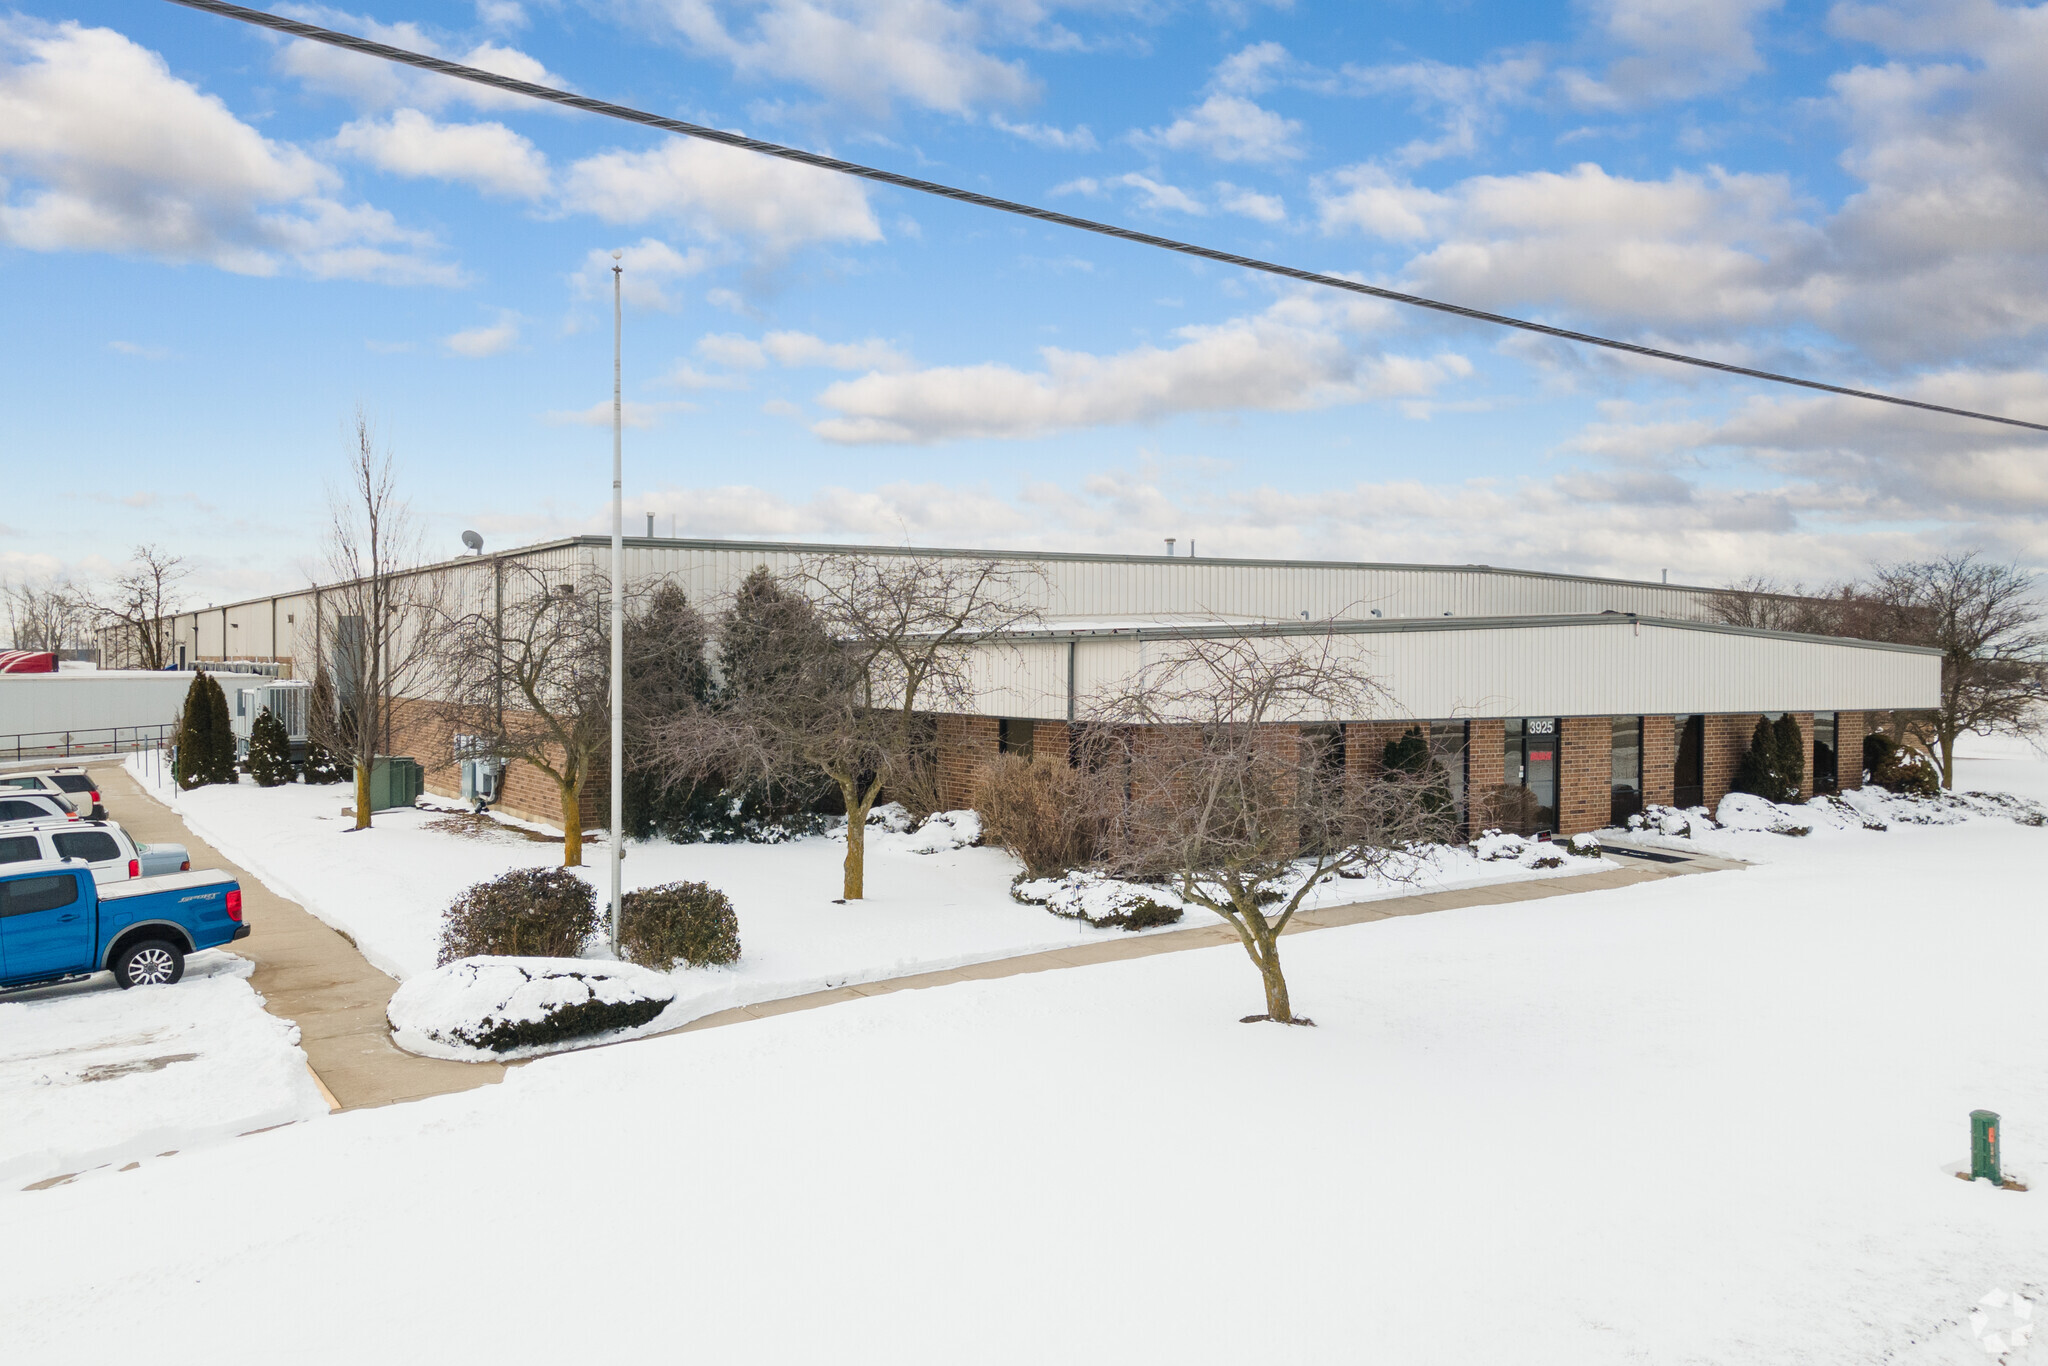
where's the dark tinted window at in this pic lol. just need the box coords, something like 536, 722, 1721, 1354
0, 777, 39, 790
0, 835, 40, 863
1, 873, 79, 916
54, 832, 120, 863
52, 776, 94, 794
0, 800, 49, 821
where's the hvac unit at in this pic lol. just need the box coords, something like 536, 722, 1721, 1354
231, 679, 313, 755
460, 757, 504, 805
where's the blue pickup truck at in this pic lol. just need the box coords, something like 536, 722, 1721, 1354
0, 864, 248, 991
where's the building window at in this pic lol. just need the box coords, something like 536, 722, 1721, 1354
1611, 716, 1643, 826
1428, 721, 1468, 826
1813, 713, 1838, 794
1502, 717, 1559, 836
1674, 715, 1705, 809
998, 718, 1034, 758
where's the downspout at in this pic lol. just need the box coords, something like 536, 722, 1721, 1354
1066, 640, 1077, 723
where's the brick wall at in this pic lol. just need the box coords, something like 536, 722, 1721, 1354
1791, 712, 1814, 799
1343, 721, 1419, 784
1559, 716, 1612, 837
1703, 714, 1760, 809
1837, 711, 1868, 789
936, 714, 1000, 810
1466, 719, 1505, 837
1033, 720, 1073, 766
386, 695, 604, 831
1642, 715, 1676, 807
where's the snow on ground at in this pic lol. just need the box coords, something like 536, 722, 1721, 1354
6, 753, 2048, 1364
122, 755, 1619, 1046
0, 955, 328, 1189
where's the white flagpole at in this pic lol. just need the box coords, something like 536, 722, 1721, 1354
609, 254, 624, 952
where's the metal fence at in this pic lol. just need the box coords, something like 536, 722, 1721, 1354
0, 723, 178, 765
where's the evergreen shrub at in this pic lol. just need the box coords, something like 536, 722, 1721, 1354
1733, 716, 1806, 804
436, 868, 598, 966
174, 673, 237, 789
247, 706, 295, 787
1863, 733, 1940, 797
618, 880, 742, 968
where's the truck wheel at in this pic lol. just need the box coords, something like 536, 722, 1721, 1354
113, 939, 185, 988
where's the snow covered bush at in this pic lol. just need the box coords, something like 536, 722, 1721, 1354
1863, 734, 1940, 797
436, 868, 597, 966
1636, 805, 1716, 838
1715, 793, 1812, 836
1567, 833, 1603, 857
971, 754, 1118, 878
389, 958, 676, 1058
1012, 872, 1184, 931
619, 880, 741, 969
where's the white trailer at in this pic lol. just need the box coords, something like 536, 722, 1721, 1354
229, 679, 312, 755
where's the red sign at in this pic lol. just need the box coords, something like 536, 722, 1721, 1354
1529, 750, 1553, 762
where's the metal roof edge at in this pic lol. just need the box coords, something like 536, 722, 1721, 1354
976, 612, 1945, 655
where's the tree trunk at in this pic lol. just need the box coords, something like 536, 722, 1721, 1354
353, 763, 371, 831
561, 777, 584, 868
1938, 726, 1958, 789
839, 775, 877, 900
1251, 926, 1293, 1023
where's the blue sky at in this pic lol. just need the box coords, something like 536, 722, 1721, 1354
3, 0, 2046, 607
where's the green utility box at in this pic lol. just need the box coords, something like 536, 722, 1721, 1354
361, 755, 425, 812
1972, 1109, 2002, 1184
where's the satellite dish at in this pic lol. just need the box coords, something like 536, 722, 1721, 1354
462, 530, 484, 554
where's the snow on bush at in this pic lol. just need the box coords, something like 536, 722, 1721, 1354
1471, 830, 1564, 868
1012, 872, 1185, 931
1568, 832, 1603, 857
1631, 805, 1716, 838
835, 805, 983, 855
389, 958, 678, 1061
1715, 793, 1813, 837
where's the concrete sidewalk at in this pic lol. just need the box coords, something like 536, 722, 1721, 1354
93, 763, 504, 1110
93, 758, 1733, 1104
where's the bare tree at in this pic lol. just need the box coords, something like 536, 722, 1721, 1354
1090, 633, 1454, 1025
661, 556, 1043, 900
317, 413, 445, 830
2, 577, 93, 654
1861, 552, 2048, 787
81, 544, 190, 669
441, 562, 628, 867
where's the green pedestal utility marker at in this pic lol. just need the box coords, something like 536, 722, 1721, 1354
1971, 1110, 2002, 1185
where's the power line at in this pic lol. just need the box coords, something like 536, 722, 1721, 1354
164, 0, 2048, 436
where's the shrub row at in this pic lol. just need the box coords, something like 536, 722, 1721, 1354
436, 868, 741, 970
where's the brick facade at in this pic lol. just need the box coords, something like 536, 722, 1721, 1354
1703, 713, 1760, 809
1558, 715, 1611, 837
935, 714, 1000, 810
1466, 719, 1506, 837
1342, 721, 1419, 784
386, 695, 605, 831
1837, 711, 1868, 789
1641, 715, 1676, 807
1791, 712, 1815, 799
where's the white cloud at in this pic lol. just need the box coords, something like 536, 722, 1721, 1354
274, 7, 566, 113
698, 330, 913, 372
655, 0, 1037, 116
573, 238, 710, 311
562, 138, 882, 254
444, 311, 521, 357
1214, 182, 1286, 224
1559, 0, 1782, 109
1313, 164, 1448, 241
107, 340, 170, 359
990, 115, 1098, 152
1131, 93, 1304, 164
809, 295, 1470, 444
1212, 41, 1292, 96
1054, 172, 1206, 216
475, 0, 526, 30
0, 19, 453, 283
542, 399, 696, 428
332, 109, 550, 199
1343, 53, 1543, 165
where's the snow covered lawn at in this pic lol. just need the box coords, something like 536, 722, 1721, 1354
4, 742, 2040, 1363
0, 956, 328, 1190
122, 755, 1621, 1047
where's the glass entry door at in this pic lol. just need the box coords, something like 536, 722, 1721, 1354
1674, 715, 1705, 808
1503, 717, 1560, 835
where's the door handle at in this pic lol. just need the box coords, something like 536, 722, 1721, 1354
58, 913, 79, 922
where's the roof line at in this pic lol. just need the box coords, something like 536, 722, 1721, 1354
972, 611, 1945, 655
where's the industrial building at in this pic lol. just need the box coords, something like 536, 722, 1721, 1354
147, 535, 1942, 838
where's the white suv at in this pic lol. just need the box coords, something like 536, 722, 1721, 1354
0, 768, 103, 819
0, 792, 76, 825
0, 819, 187, 884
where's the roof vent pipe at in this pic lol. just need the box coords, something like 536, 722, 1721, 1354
1662, 568, 1669, 583
1164, 538, 1176, 556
